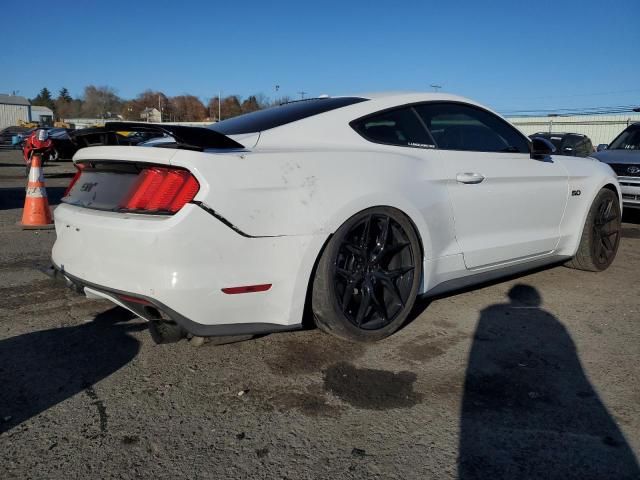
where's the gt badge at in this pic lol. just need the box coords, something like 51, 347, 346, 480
80, 182, 98, 192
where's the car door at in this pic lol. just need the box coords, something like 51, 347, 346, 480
414, 102, 569, 270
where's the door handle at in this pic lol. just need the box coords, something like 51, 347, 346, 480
456, 172, 485, 184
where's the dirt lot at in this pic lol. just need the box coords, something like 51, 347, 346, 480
0, 149, 638, 479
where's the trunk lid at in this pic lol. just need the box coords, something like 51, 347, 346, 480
64, 147, 193, 213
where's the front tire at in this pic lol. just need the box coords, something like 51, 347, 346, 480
566, 188, 621, 272
312, 207, 422, 342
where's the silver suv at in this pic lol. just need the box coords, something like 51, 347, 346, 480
592, 123, 640, 209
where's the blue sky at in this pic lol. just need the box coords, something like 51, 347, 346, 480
1, 0, 638, 113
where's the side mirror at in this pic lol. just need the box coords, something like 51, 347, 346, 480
597, 144, 608, 152
531, 137, 556, 159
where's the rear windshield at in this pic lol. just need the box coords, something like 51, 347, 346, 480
532, 133, 565, 149
209, 97, 367, 135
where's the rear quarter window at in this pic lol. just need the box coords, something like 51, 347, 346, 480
351, 107, 435, 148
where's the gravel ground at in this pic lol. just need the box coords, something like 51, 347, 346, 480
0, 149, 638, 479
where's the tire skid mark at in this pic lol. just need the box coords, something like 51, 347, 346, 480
84, 386, 108, 434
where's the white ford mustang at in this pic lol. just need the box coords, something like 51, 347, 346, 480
52, 93, 622, 343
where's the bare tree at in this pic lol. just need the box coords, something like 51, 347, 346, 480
241, 95, 261, 114
81, 85, 122, 118
220, 95, 243, 119
170, 95, 207, 121
122, 90, 171, 121
271, 95, 292, 106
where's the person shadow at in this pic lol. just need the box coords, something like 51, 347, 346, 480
458, 284, 639, 480
0, 307, 144, 434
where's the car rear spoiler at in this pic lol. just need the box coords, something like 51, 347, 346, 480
71, 122, 244, 151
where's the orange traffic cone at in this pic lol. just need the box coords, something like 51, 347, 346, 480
19, 153, 54, 229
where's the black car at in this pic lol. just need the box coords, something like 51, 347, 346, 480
46, 128, 78, 160
0, 126, 31, 148
44, 127, 163, 160
529, 132, 594, 157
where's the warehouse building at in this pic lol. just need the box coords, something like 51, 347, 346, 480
507, 113, 640, 145
0, 94, 31, 130
30, 105, 54, 126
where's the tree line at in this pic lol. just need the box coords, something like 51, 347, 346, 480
30, 86, 292, 122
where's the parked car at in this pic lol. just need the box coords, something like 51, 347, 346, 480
51, 93, 621, 345
0, 125, 31, 148
22, 127, 165, 161
591, 123, 640, 209
529, 132, 594, 157
46, 128, 78, 160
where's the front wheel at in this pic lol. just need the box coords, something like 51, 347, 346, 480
565, 188, 621, 272
48, 148, 59, 163
312, 207, 422, 342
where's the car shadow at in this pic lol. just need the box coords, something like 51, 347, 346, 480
0, 307, 144, 433
622, 209, 640, 226
0, 163, 28, 168
0, 186, 67, 211
457, 284, 639, 479
403, 261, 564, 333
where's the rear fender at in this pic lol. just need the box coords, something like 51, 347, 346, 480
169, 149, 453, 252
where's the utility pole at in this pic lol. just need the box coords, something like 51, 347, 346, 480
430, 84, 442, 92
218, 90, 222, 121
298, 91, 307, 99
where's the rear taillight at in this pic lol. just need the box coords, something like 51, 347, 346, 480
119, 167, 200, 213
63, 163, 85, 197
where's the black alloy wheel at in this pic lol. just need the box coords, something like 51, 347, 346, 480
312, 207, 422, 342
591, 193, 621, 267
566, 188, 621, 272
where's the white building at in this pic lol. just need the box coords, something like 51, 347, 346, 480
0, 94, 30, 129
30, 105, 54, 126
140, 107, 162, 123
507, 113, 640, 145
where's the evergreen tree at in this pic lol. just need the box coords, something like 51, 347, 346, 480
55, 87, 74, 120
31, 87, 56, 111
57, 87, 72, 102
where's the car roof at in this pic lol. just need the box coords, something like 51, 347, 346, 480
354, 91, 483, 108
255, 91, 525, 149
532, 132, 586, 137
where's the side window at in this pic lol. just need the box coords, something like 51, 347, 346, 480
415, 103, 530, 154
351, 107, 435, 148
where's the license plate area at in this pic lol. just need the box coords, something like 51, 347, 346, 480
63, 170, 139, 211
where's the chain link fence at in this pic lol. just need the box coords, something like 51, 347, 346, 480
507, 114, 640, 145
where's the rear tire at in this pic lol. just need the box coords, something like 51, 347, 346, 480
566, 188, 621, 272
312, 207, 422, 342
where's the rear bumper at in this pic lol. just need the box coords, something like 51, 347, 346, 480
51, 203, 326, 335
47, 263, 298, 337
619, 176, 640, 209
